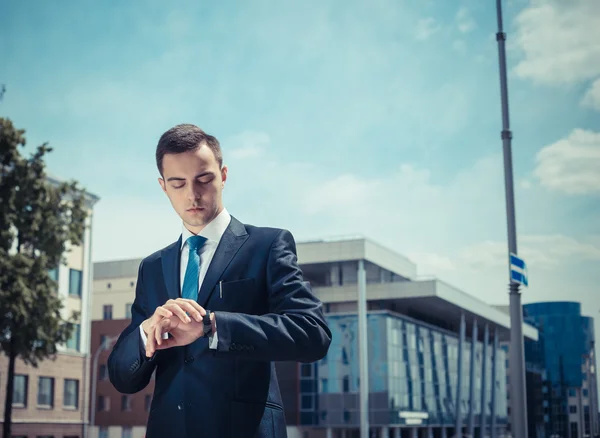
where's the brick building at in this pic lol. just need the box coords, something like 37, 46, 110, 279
90, 259, 150, 438
89, 319, 153, 438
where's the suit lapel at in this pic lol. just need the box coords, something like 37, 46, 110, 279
197, 216, 248, 307
161, 236, 182, 301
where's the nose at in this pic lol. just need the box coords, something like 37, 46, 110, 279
186, 182, 201, 202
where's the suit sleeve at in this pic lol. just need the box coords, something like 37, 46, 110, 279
107, 260, 157, 393
212, 229, 332, 362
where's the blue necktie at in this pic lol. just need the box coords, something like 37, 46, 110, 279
182, 235, 207, 300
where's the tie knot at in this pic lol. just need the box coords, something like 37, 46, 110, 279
186, 235, 207, 252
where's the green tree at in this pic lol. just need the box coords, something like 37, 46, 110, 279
0, 118, 89, 438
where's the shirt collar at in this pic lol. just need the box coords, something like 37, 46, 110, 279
181, 207, 231, 250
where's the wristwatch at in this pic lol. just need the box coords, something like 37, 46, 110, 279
203, 310, 213, 338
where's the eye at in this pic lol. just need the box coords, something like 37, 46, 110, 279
172, 184, 185, 189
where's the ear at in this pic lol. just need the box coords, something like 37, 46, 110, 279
158, 177, 167, 193
221, 165, 228, 186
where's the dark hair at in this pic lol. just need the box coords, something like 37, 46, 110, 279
155, 124, 223, 176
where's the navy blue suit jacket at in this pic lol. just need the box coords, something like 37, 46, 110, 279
107, 216, 332, 438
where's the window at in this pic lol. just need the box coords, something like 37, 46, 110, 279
99, 365, 108, 380
99, 427, 108, 438
121, 395, 132, 411
125, 303, 132, 319
107, 282, 111, 289
569, 405, 577, 413
301, 364, 313, 377
122, 428, 132, 438
66, 324, 80, 351
130, 281, 135, 287
97, 395, 110, 411
301, 395, 313, 410
568, 388, 576, 397
145, 394, 152, 412
12, 375, 28, 406
583, 389, 588, 397
570, 422, 578, 438
343, 376, 349, 393
37, 377, 54, 407
103, 305, 113, 320
48, 266, 59, 282
63, 379, 79, 409
68, 269, 82, 297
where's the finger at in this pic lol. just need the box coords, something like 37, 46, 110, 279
146, 324, 157, 357
154, 320, 163, 347
175, 299, 205, 321
162, 303, 191, 324
156, 318, 173, 346
150, 307, 172, 326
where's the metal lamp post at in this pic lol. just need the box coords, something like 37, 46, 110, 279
494, 1, 529, 438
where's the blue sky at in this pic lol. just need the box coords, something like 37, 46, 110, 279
2, 0, 599, 367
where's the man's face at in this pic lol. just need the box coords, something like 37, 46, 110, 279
158, 144, 227, 234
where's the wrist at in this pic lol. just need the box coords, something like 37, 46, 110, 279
142, 319, 151, 336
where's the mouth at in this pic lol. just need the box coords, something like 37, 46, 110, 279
187, 207, 204, 213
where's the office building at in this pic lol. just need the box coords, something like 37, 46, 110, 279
0, 177, 99, 438
521, 302, 599, 438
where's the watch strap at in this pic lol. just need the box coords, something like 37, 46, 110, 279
203, 310, 213, 338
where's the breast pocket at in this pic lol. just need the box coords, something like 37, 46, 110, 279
212, 278, 262, 313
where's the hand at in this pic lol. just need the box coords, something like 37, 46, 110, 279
143, 299, 206, 357
146, 314, 206, 356
142, 298, 205, 335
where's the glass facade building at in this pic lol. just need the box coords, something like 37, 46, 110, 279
299, 311, 508, 430
522, 302, 599, 438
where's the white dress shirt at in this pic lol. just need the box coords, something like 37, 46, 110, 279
139, 207, 232, 350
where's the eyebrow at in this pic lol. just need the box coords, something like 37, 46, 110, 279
166, 172, 214, 182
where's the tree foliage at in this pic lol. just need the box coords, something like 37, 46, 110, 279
0, 117, 90, 437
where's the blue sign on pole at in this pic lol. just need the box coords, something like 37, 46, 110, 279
510, 253, 528, 287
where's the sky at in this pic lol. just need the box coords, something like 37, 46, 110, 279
1, 0, 599, 383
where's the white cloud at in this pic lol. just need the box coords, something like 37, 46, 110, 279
409, 252, 455, 276
581, 77, 600, 110
533, 129, 600, 194
513, 0, 600, 85
227, 131, 270, 160
520, 179, 532, 189
415, 18, 441, 41
452, 235, 600, 271
456, 7, 476, 33
410, 234, 600, 278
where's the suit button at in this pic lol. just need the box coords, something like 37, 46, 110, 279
184, 356, 194, 364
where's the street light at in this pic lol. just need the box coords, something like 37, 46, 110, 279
494, 1, 528, 438
89, 335, 119, 436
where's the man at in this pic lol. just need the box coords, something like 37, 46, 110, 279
107, 124, 332, 438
